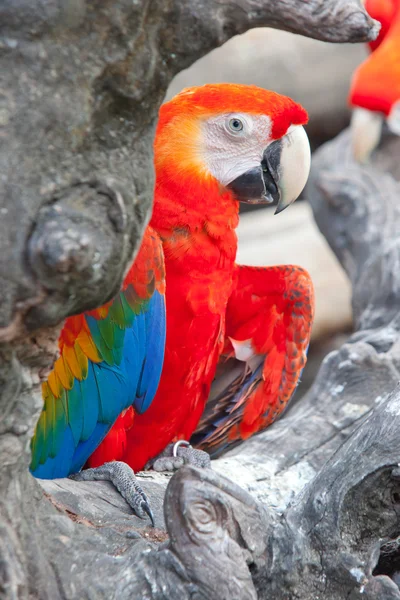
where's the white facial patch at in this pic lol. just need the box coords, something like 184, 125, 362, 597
202, 113, 272, 186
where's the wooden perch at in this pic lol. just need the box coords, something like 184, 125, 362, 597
0, 1, 381, 599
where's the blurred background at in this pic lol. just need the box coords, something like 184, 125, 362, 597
166, 29, 368, 398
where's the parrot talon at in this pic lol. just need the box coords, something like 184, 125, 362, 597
69, 461, 155, 526
140, 500, 155, 527
145, 441, 211, 472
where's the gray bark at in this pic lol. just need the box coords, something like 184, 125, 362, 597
0, 1, 381, 599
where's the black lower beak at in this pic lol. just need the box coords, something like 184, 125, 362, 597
227, 140, 282, 206
227, 165, 273, 204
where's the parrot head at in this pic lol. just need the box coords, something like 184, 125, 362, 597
155, 84, 310, 214
349, 0, 400, 162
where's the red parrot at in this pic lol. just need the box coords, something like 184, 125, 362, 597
88, 84, 314, 471
349, 0, 400, 161
31, 85, 313, 519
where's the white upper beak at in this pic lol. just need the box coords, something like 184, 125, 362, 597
275, 125, 311, 214
351, 107, 384, 163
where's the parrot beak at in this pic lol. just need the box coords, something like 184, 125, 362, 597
227, 125, 311, 214
387, 100, 400, 136
350, 107, 384, 163
271, 125, 311, 214
351, 103, 400, 163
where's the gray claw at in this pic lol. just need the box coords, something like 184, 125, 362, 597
141, 501, 155, 527
69, 461, 155, 526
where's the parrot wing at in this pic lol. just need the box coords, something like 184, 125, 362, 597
191, 264, 314, 458
30, 227, 166, 479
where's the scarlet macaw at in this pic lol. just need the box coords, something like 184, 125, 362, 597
349, 0, 400, 161
31, 84, 314, 519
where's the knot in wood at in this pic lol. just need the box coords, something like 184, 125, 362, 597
28, 181, 128, 289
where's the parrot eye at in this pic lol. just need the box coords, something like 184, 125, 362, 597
227, 117, 244, 133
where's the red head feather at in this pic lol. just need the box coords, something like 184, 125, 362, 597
350, 0, 400, 115
157, 83, 307, 141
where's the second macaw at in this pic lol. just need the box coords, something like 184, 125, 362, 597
31, 84, 314, 519
349, 0, 400, 161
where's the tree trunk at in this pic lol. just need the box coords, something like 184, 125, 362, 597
0, 1, 380, 599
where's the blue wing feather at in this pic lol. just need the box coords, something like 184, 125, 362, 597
135, 290, 165, 413
31, 268, 166, 479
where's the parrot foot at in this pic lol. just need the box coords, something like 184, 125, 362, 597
69, 461, 155, 526
145, 440, 211, 472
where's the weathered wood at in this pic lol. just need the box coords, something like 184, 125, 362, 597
0, 1, 381, 599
